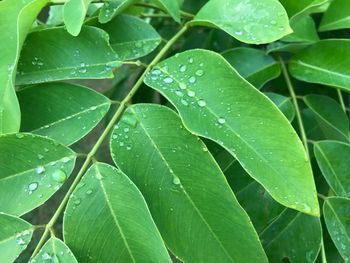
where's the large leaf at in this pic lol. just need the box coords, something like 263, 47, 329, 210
99, 0, 136, 23
144, 49, 319, 215
110, 104, 268, 262
265, 92, 295, 122
0, 133, 76, 216
16, 26, 121, 85
64, 162, 171, 262
323, 197, 350, 262
319, 0, 350, 32
64, 0, 93, 36
0, 0, 47, 134
289, 39, 350, 92
222, 47, 281, 89
0, 213, 33, 263
92, 15, 161, 60
18, 82, 111, 146
304, 94, 349, 142
260, 209, 322, 263
29, 237, 77, 263
191, 0, 292, 44
314, 141, 350, 198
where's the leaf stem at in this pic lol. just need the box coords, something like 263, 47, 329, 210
336, 89, 346, 113
30, 23, 189, 258
279, 56, 309, 157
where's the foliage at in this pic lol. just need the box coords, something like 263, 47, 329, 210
0, 0, 349, 262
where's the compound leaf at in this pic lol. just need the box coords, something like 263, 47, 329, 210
144, 49, 319, 216
64, 162, 171, 262
0, 134, 76, 216
110, 104, 268, 262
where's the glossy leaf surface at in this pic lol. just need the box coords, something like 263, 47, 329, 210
99, 0, 136, 23
314, 141, 350, 198
0, 134, 76, 216
0, 214, 33, 263
144, 49, 319, 215
29, 237, 78, 263
319, 0, 350, 32
323, 197, 350, 262
18, 82, 111, 146
16, 26, 121, 85
64, 163, 171, 262
289, 40, 350, 92
93, 15, 161, 60
64, 0, 93, 36
191, 0, 292, 44
260, 209, 322, 263
222, 48, 281, 89
151, 0, 181, 22
110, 104, 267, 262
0, 0, 47, 134
279, 0, 328, 20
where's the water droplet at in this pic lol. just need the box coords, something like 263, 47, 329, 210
179, 65, 187, 72
36, 166, 45, 174
188, 57, 193, 63
163, 77, 173, 84
62, 157, 70, 163
173, 177, 181, 185
235, 31, 243, 36
52, 169, 67, 183
197, 99, 206, 107
189, 76, 196, 84
195, 69, 204, 76
96, 172, 103, 180
86, 189, 93, 195
180, 99, 189, 106
74, 199, 81, 206
175, 90, 184, 97
37, 154, 44, 160
17, 238, 25, 245
28, 182, 38, 192
151, 69, 161, 75
79, 67, 87, 73
218, 117, 226, 124
179, 82, 187, 90
187, 90, 195, 97
90, 106, 97, 110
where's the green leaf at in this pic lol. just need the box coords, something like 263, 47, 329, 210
150, 0, 181, 22
46, 5, 64, 26
265, 92, 295, 122
260, 209, 322, 263
29, 237, 77, 263
314, 141, 350, 198
323, 197, 350, 262
303, 94, 349, 142
16, 26, 121, 85
91, 14, 161, 60
64, 162, 171, 262
319, 0, 350, 32
267, 41, 313, 54
0, 133, 76, 216
283, 15, 319, 43
110, 104, 267, 262
0, 0, 48, 134
63, 0, 93, 36
222, 47, 281, 89
99, 0, 136, 23
191, 0, 292, 44
18, 82, 111, 146
0, 213, 34, 263
289, 39, 350, 92
279, 0, 328, 20
144, 49, 319, 216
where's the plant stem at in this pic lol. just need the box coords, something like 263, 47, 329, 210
279, 56, 309, 156
336, 89, 346, 112
30, 23, 189, 258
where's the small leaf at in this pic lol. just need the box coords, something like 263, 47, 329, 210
304, 94, 349, 142
191, 0, 292, 44
151, 0, 181, 22
289, 39, 350, 92
46, 5, 64, 26
0, 0, 48, 134
267, 41, 313, 54
99, 0, 137, 23
144, 49, 319, 216
222, 47, 281, 89
0, 133, 76, 216
279, 0, 328, 20
0, 213, 34, 263
110, 104, 268, 262
29, 237, 77, 263
18, 82, 111, 146
314, 141, 350, 198
91, 14, 161, 60
64, 162, 171, 262
63, 0, 93, 36
323, 197, 350, 262
265, 92, 295, 122
319, 0, 350, 32
16, 26, 121, 85
260, 209, 322, 263
283, 15, 319, 43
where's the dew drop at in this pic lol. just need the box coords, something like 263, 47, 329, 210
197, 99, 206, 107
175, 90, 184, 97
235, 31, 243, 36
37, 154, 44, 160
189, 76, 196, 84
28, 182, 38, 192
163, 77, 173, 84
62, 157, 70, 163
17, 238, 26, 245
218, 117, 226, 124
52, 169, 67, 183
36, 166, 45, 174
187, 90, 195, 97
74, 199, 81, 206
173, 177, 181, 185
86, 189, 93, 195
179, 64, 187, 72
180, 99, 189, 106
195, 69, 204, 76
179, 82, 187, 90
188, 57, 194, 63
